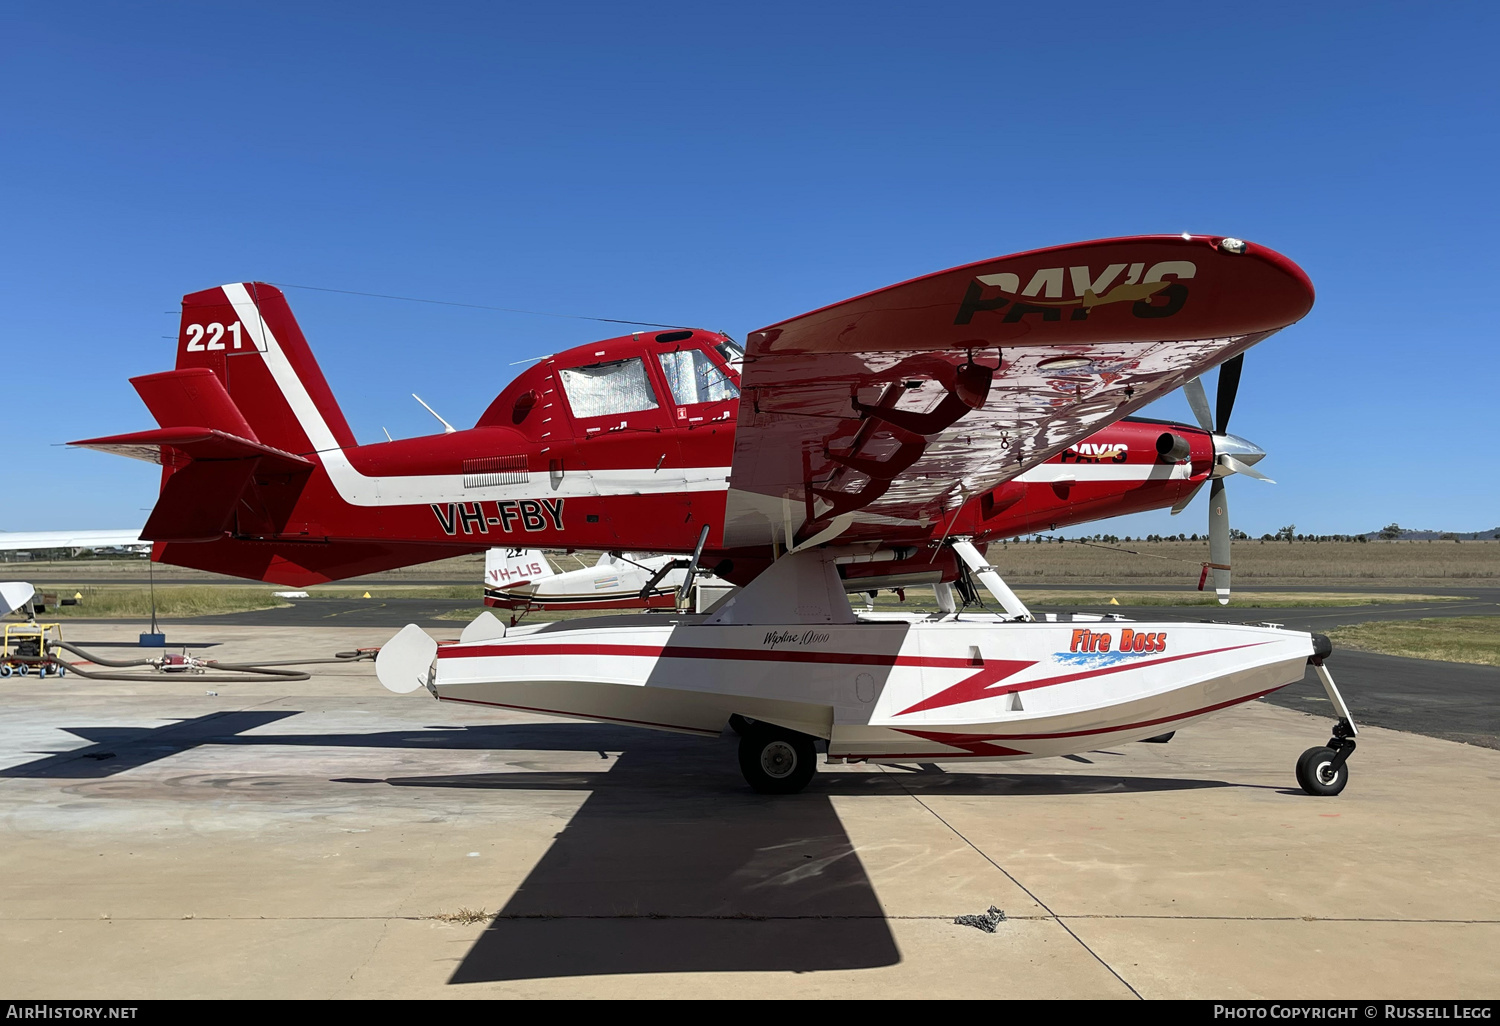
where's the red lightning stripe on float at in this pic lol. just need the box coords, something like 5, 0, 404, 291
896, 643, 1267, 716
895, 660, 1037, 716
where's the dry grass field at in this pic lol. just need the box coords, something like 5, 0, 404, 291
2, 552, 489, 584
12, 583, 486, 619
982, 538, 1499, 587
32, 585, 289, 619
1327, 616, 1500, 666
7, 540, 1496, 603
354, 539, 1499, 588
1013, 590, 1459, 607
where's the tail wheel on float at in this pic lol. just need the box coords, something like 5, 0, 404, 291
737, 723, 818, 795
1295, 745, 1349, 796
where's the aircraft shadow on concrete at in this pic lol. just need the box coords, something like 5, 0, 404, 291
2, 713, 1231, 981
0, 710, 300, 779
409, 731, 902, 981
373, 724, 1231, 984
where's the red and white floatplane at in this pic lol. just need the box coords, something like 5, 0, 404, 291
70, 233, 1358, 795
370, 234, 1358, 797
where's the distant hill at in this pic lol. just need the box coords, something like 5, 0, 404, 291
1360, 526, 1500, 541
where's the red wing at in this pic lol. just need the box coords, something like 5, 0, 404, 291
722, 234, 1313, 550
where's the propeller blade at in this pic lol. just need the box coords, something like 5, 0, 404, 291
1215, 353, 1243, 435
1218, 454, 1275, 483
1170, 479, 1206, 515
1207, 478, 1230, 605
1183, 377, 1214, 433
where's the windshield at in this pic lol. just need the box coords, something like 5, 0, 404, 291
714, 340, 744, 375
658, 349, 740, 406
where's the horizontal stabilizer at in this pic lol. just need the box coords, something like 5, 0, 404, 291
131, 368, 259, 438
70, 427, 313, 472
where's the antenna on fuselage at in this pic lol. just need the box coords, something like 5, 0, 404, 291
411, 394, 457, 434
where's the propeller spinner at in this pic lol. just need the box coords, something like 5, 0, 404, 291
1181, 354, 1274, 604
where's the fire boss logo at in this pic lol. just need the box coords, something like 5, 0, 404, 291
954, 260, 1196, 324
1070, 628, 1168, 654
432, 498, 565, 536
1061, 442, 1127, 464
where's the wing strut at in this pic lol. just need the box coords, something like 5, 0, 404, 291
950, 538, 1032, 622
677, 524, 711, 608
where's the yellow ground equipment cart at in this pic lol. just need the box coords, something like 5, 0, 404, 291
1, 621, 65, 678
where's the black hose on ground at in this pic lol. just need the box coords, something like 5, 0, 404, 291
38, 640, 377, 683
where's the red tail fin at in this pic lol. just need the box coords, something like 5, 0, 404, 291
67, 284, 347, 543
175, 283, 356, 456
68, 284, 408, 573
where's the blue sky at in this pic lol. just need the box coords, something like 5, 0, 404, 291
3, 2, 1496, 538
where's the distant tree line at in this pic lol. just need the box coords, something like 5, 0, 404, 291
1004, 524, 1499, 545
1366, 523, 1498, 542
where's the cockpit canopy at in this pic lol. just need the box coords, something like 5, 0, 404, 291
476, 328, 739, 433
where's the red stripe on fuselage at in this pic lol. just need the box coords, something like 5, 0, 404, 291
439, 641, 978, 668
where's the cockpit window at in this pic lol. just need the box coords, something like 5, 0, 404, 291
714, 340, 745, 375
558, 358, 659, 418
658, 349, 740, 406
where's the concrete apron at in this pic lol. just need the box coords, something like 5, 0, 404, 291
0, 623, 1495, 999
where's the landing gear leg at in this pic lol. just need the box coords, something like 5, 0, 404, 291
1296, 658, 1358, 797
737, 721, 818, 795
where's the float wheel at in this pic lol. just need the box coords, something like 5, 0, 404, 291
1296, 746, 1349, 796
738, 724, 818, 795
